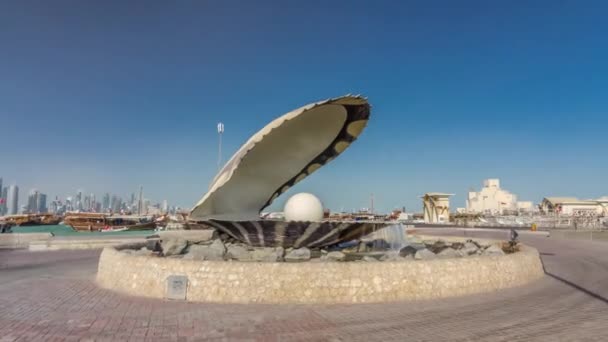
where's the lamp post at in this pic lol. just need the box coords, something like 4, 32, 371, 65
217, 122, 224, 171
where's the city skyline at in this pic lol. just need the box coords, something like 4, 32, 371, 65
2, 1, 607, 212
1, 175, 607, 217
0, 177, 174, 216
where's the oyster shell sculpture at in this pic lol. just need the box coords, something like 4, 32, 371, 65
190, 95, 388, 248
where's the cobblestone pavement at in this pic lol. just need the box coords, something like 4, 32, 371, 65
1, 230, 607, 341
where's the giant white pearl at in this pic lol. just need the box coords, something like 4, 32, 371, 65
284, 193, 324, 222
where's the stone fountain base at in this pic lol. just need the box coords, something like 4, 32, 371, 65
96, 234, 544, 304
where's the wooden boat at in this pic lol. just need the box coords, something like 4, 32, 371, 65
3, 214, 62, 226
100, 227, 128, 233
64, 213, 156, 232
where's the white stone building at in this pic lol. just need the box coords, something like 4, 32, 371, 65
597, 197, 608, 214
467, 179, 532, 214
540, 197, 607, 216
516, 201, 534, 212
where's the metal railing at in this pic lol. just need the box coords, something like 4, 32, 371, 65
453, 214, 608, 230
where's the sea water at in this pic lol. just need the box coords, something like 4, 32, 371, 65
10, 224, 151, 237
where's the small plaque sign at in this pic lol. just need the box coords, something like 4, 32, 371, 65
166, 275, 188, 300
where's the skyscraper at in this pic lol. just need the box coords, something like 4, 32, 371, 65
102, 193, 110, 211
38, 193, 47, 213
0, 187, 8, 215
49, 197, 58, 214
90, 193, 96, 211
28, 189, 39, 213
144, 199, 150, 215
7, 185, 19, 215
26, 189, 48, 213
76, 190, 83, 211
137, 186, 144, 215
110, 195, 123, 213
0, 177, 4, 215
110, 195, 117, 212
115, 197, 123, 213
84, 194, 90, 211
65, 196, 73, 212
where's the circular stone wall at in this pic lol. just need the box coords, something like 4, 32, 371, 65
96, 236, 544, 304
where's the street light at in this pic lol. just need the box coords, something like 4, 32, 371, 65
217, 122, 224, 171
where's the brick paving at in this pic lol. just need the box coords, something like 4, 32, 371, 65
1, 230, 607, 341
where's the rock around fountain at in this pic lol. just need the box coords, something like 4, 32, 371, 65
97, 95, 544, 304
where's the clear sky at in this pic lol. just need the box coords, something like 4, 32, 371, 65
1, 0, 607, 212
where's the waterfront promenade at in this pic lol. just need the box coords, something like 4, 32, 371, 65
1, 229, 607, 341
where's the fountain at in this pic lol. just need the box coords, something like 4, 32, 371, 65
96, 95, 545, 304
371, 224, 409, 251
189, 95, 393, 248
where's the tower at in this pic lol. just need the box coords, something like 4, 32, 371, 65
102, 193, 110, 211
138, 186, 144, 215
7, 185, 19, 215
38, 193, 47, 213
422, 193, 454, 224
0, 177, 4, 215
28, 189, 39, 213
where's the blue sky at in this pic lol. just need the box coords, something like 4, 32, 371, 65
1, 0, 607, 212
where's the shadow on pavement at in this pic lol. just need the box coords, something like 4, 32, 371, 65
539, 254, 608, 305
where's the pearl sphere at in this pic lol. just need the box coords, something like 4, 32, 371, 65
284, 193, 324, 222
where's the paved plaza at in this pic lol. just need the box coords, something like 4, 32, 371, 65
1, 230, 607, 341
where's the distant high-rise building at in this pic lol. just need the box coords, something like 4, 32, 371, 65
162, 200, 168, 213
110, 195, 123, 213
1, 187, 7, 216
102, 193, 110, 211
7, 185, 19, 215
48, 196, 60, 214
28, 189, 39, 213
143, 199, 151, 215
110, 195, 117, 212
65, 196, 73, 212
49, 200, 57, 214
90, 193, 96, 211
137, 186, 144, 215
37, 193, 47, 213
76, 190, 83, 211
26, 189, 47, 213
0, 177, 5, 215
